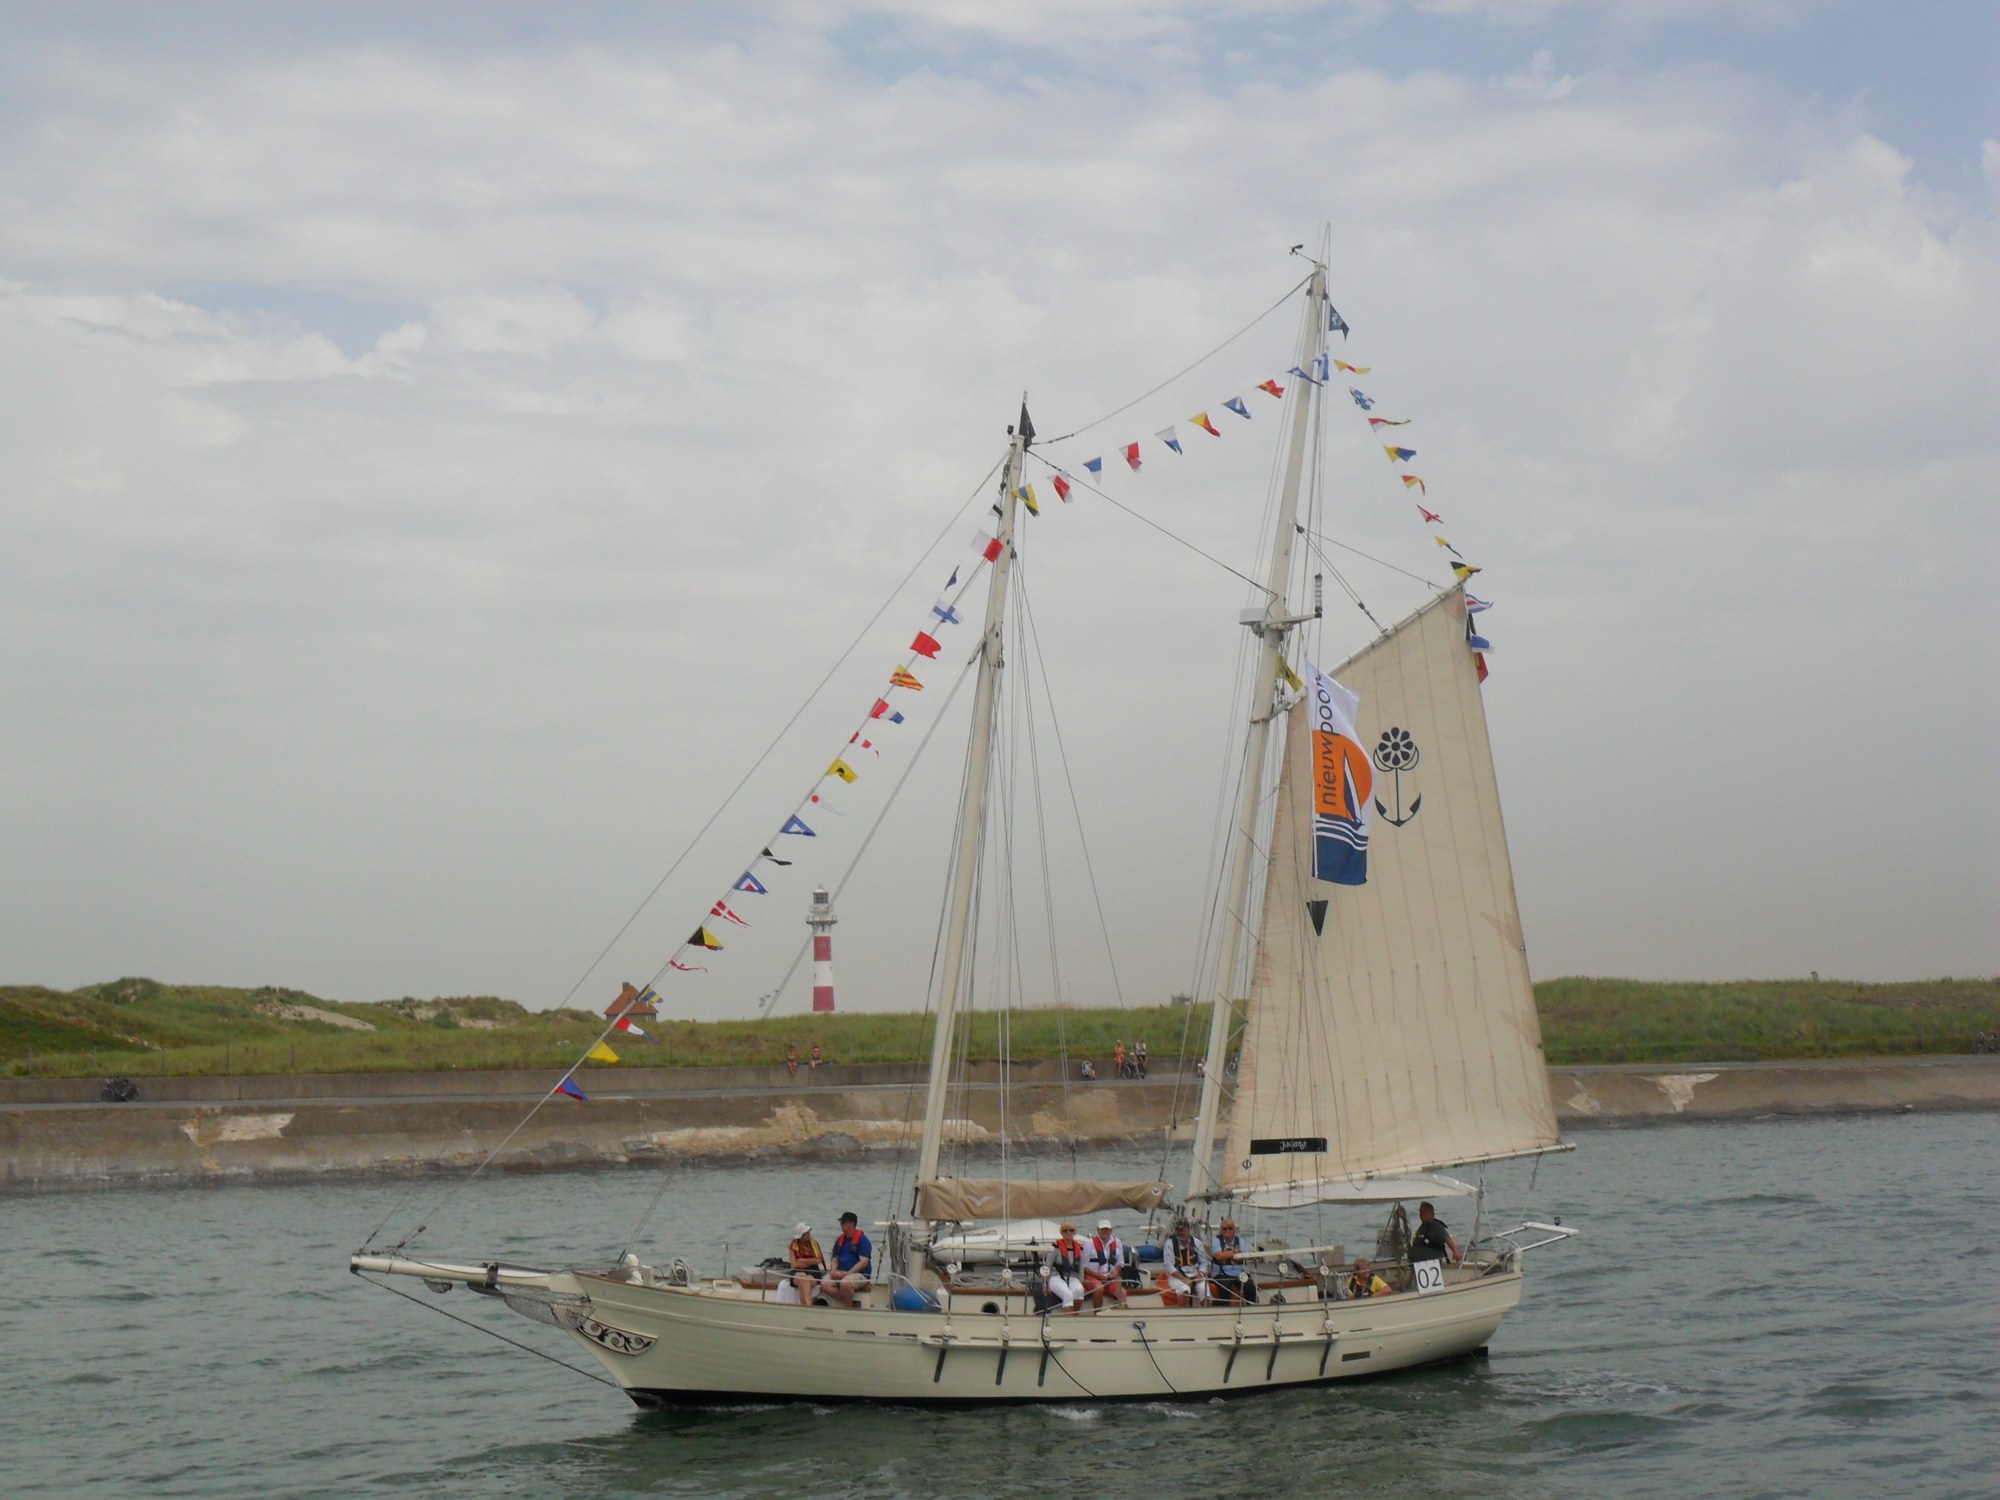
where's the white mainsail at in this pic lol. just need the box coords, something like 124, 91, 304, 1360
1219, 588, 1562, 1199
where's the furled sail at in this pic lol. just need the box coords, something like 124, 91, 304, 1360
1218, 588, 1561, 1199
915, 1178, 1170, 1222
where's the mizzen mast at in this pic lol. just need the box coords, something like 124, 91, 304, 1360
913, 406, 1030, 1196
1186, 265, 1328, 1200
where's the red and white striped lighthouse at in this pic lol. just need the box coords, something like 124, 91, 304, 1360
807, 886, 837, 1012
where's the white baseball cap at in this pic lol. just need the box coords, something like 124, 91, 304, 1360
794, 1222, 812, 1237
1097, 1218, 1114, 1230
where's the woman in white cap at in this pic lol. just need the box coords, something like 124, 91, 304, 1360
788, 1221, 825, 1304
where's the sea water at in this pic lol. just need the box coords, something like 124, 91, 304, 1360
1, 1113, 1993, 1499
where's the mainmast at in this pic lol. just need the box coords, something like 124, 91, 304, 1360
913, 407, 1030, 1196
1186, 266, 1328, 1200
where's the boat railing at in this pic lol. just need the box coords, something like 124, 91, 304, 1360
1471, 1220, 1579, 1258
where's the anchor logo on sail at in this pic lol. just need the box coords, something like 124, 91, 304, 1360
1371, 726, 1422, 827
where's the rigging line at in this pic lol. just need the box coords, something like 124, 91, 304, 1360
1036, 274, 1312, 446
387, 1009, 633, 1252
751, 653, 981, 1020
1132, 1319, 1182, 1396
558, 454, 1004, 1011
892, 630, 992, 1213
356, 1274, 620, 1389
890, 722, 978, 1221
375, 461, 1002, 1252
939, 660, 1001, 1190
1040, 1333, 1101, 1399
1296, 524, 1440, 592
1009, 571, 1075, 1129
1156, 672, 1254, 1182
1016, 567, 1130, 1011
1296, 529, 1385, 636
1024, 452, 1271, 594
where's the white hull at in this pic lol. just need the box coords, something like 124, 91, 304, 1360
559, 1269, 1522, 1406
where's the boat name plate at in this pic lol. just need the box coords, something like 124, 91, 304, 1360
1249, 1137, 1328, 1155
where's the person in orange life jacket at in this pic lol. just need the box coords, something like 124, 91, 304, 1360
1346, 1257, 1391, 1298
1162, 1219, 1210, 1305
823, 1211, 871, 1308
1083, 1218, 1129, 1310
787, 1221, 825, 1304
1209, 1217, 1252, 1304
1046, 1222, 1087, 1314
1410, 1201, 1461, 1266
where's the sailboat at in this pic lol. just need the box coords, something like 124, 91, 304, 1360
351, 258, 1577, 1406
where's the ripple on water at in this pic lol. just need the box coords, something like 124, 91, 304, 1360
5, 1116, 1995, 1500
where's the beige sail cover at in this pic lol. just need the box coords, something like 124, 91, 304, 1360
915, 1178, 1170, 1222
1220, 590, 1560, 1196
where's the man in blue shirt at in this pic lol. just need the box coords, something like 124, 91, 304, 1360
824, 1210, 873, 1308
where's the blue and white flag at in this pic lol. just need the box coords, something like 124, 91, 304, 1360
1156, 426, 1182, 454
1084, 456, 1103, 475
1348, 387, 1374, 410
1224, 396, 1250, 419
781, 814, 816, 837
932, 601, 962, 625
1305, 663, 1371, 886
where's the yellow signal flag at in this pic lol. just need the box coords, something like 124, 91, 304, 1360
827, 758, 858, 783
1014, 484, 1040, 516
586, 1042, 620, 1065
1451, 561, 1482, 581
1277, 658, 1304, 693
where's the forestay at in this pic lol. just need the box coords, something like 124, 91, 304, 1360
1219, 589, 1562, 1199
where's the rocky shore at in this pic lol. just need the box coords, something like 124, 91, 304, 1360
4, 1056, 1994, 1192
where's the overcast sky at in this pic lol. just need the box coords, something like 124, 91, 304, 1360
3, 1, 1994, 1019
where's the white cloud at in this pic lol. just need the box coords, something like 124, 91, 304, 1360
0, 8, 1991, 1011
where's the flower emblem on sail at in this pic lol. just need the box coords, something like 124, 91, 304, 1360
1372, 727, 1419, 774
1372, 727, 1421, 826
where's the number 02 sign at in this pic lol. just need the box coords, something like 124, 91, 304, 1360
1411, 1259, 1445, 1295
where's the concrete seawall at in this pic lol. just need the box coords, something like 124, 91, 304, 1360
4, 1057, 1995, 1192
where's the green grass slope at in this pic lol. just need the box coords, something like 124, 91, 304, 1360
2, 976, 1995, 1080
1536, 976, 2000, 1064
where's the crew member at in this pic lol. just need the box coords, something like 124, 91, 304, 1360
1410, 1200, 1461, 1267
1084, 1218, 1129, 1309
1346, 1257, 1391, 1298
823, 1210, 872, 1307
1162, 1219, 1210, 1305
787, 1221, 824, 1304
1047, 1222, 1088, 1314
1209, 1217, 1252, 1304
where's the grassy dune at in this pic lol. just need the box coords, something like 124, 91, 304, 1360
1534, 976, 2000, 1065
2, 975, 1995, 1080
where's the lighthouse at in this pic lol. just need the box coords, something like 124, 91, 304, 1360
807, 886, 837, 1012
